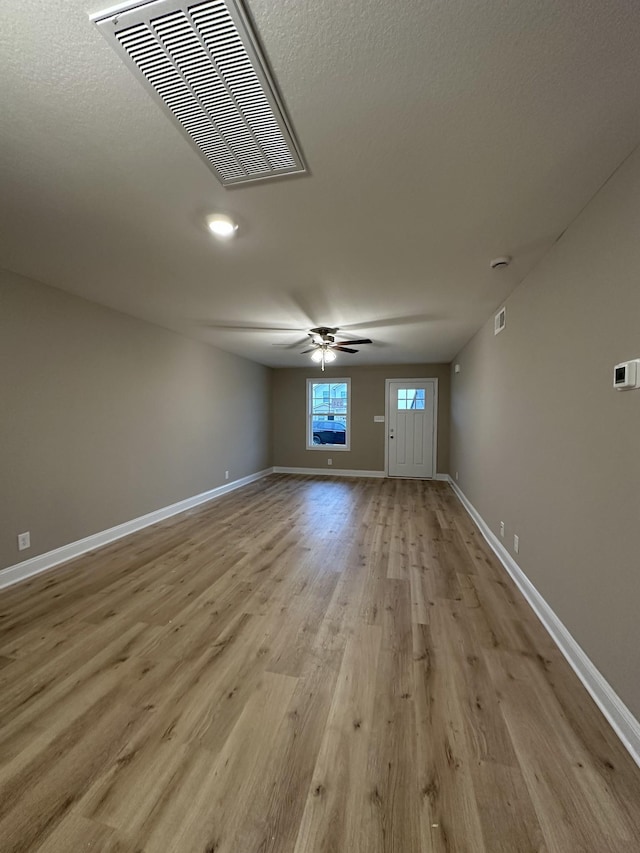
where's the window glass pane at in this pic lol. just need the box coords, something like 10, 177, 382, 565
312, 383, 330, 414
397, 388, 426, 410
309, 381, 349, 447
331, 383, 347, 413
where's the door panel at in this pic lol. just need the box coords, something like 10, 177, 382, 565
387, 380, 435, 478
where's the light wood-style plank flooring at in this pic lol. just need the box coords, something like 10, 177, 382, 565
0, 475, 639, 852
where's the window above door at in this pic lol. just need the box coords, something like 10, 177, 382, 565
396, 388, 426, 410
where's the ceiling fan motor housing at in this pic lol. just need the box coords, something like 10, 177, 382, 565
309, 327, 338, 343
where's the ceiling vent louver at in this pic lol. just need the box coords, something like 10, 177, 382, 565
92, 0, 307, 187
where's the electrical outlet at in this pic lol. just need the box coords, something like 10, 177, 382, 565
514, 534, 519, 554
17, 531, 31, 551
224, 470, 229, 480
499, 521, 505, 538
327, 458, 332, 466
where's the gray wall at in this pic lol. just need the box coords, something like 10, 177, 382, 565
451, 147, 640, 718
272, 364, 450, 474
0, 269, 272, 573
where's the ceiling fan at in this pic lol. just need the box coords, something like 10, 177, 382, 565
198, 320, 375, 369
301, 327, 373, 370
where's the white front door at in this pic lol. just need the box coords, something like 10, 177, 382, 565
386, 379, 436, 478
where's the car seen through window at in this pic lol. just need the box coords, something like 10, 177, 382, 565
312, 418, 346, 445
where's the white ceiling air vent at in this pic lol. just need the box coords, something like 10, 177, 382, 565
494, 306, 506, 335
91, 0, 306, 187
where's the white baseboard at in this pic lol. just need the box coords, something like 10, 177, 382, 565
0, 468, 273, 591
273, 467, 449, 480
273, 466, 386, 478
448, 477, 640, 770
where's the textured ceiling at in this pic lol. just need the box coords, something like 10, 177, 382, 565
2, 0, 640, 366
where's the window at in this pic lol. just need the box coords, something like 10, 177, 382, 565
307, 379, 350, 450
397, 388, 425, 410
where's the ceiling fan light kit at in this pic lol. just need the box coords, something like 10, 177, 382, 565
311, 346, 336, 370
311, 346, 336, 363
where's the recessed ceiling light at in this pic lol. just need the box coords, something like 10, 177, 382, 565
207, 214, 238, 239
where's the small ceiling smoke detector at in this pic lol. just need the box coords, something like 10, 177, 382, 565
490, 256, 511, 269
207, 213, 238, 238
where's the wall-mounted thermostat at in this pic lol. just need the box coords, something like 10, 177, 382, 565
613, 359, 640, 390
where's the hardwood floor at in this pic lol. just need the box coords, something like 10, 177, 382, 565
0, 475, 639, 852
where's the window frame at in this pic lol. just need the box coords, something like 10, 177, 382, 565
306, 377, 351, 451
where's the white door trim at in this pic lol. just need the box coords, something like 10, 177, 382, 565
384, 378, 438, 478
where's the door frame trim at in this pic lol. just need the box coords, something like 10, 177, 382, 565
384, 378, 438, 478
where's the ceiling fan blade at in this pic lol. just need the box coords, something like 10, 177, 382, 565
334, 338, 372, 346
285, 288, 333, 329
272, 336, 311, 349
199, 323, 306, 332
342, 314, 436, 331
332, 346, 358, 354
300, 347, 319, 354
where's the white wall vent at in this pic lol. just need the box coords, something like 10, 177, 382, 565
92, 0, 307, 187
494, 306, 506, 335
